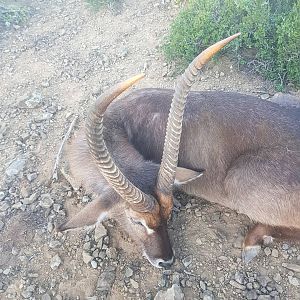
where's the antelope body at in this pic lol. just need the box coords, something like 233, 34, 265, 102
59, 34, 300, 267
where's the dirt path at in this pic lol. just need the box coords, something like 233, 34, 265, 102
0, 1, 299, 299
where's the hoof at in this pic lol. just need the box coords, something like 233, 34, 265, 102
242, 245, 261, 263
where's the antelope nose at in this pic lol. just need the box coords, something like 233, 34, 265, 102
158, 257, 174, 269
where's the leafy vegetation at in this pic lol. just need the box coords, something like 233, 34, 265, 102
85, 0, 122, 10
0, 4, 29, 26
164, 0, 300, 89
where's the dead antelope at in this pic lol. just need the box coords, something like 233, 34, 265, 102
58, 33, 300, 267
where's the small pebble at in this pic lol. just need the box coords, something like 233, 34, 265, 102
288, 276, 299, 286
91, 260, 98, 269
271, 249, 279, 258
125, 267, 134, 278
260, 93, 270, 100
40, 194, 54, 208
245, 289, 258, 300
130, 279, 139, 289
229, 280, 246, 290
41, 293, 51, 300
82, 251, 93, 264
282, 263, 300, 273
264, 247, 271, 256
182, 255, 193, 268
50, 255, 62, 270
0, 220, 4, 231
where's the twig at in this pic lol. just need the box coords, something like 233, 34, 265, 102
52, 115, 78, 181
60, 166, 79, 191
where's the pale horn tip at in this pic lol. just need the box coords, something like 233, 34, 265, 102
194, 32, 241, 69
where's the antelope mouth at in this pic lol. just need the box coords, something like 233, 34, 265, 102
142, 251, 175, 269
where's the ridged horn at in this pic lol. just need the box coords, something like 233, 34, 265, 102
86, 74, 157, 212
156, 33, 241, 196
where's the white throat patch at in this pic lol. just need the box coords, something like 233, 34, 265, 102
140, 219, 155, 235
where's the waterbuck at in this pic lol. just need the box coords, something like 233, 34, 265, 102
58, 33, 300, 267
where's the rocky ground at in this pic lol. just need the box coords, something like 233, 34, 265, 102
0, 0, 300, 299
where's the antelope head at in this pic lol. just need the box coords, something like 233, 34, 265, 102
58, 33, 240, 268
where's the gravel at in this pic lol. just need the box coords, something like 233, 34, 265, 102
264, 247, 271, 256
288, 276, 299, 286
182, 255, 193, 268
229, 280, 246, 290
97, 266, 116, 292
125, 267, 134, 278
5, 156, 26, 177
39, 194, 54, 208
257, 275, 271, 287
0, 191, 5, 200
0, 220, 4, 231
41, 293, 52, 300
94, 223, 107, 241
20, 92, 43, 108
282, 263, 300, 273
82, 251, 93, 264
271, 249, 279, 258
50, 254, 62, 270
260, 93, 270, 100
0, 1, 299, 300
130, 279, 139, 289
154, 284, 184, 300
22, 192, 38, 205
91, 260, 98, 269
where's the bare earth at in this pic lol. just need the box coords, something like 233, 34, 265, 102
0, 1, 300, 299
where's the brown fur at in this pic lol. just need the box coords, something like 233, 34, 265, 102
244, 224, 300, 247
65, 88, 299, 265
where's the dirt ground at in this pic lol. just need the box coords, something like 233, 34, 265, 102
0, 0, 300, 299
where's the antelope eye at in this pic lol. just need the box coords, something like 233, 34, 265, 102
130, 218, 143, 226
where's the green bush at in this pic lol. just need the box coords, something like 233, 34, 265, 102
85, 0, 121, 10
276, 1, 300, 85
0, 4, 28, 26
164, 0, 300, 89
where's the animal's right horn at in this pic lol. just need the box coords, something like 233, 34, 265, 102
156, 33, 241, 200
86, 74, 157, 213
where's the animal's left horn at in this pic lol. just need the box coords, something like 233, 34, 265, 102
156, 33, 241, 197
86, 74, 158, 213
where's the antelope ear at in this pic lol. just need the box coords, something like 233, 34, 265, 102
174, 167, 204, 185
57, 198, 109, 232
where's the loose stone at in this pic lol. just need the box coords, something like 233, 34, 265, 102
125, 267, 134, 278
229, 280, 246, 290
50, 254, 62, 270
39, 194, 54, 208
282, 263, 300, 273
154, 284, 184, 300
271, 249, 279, 258
94, 223, 107, 241
182, 255, 193, 268
82, 251, 93, 264
91, 260, 98, 269
288, 276, 299, 286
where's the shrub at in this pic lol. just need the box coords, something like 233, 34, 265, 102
276, 1, 300, 86
85, 0, 122, 10
0, 4, 28, 26
164, 0, 300, 89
